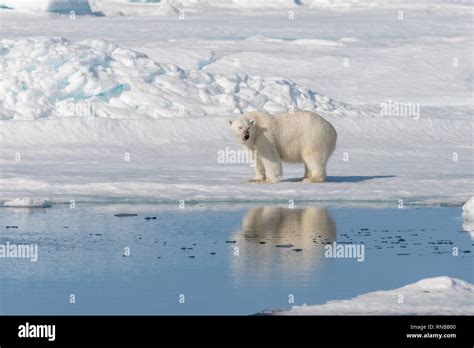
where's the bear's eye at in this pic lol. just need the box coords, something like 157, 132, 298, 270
238, 127, 242, 129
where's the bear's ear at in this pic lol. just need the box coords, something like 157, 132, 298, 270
229, 119, 233, 126
250, 119, 256, 126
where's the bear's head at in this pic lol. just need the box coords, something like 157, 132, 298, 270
229, 117, 257, 145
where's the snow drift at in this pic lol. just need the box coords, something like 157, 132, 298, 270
0, 37, 358, 121
266, 277, 474, 315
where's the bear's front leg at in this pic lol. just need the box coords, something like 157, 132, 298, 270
248, 156, 266, 183
250, 135, 282, 184
259, 152, 282, 184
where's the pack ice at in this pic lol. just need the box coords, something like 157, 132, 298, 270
267, 276, 474, 315
0, 37, 358, 121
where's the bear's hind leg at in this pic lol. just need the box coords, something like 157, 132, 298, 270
303, 153, 327, 183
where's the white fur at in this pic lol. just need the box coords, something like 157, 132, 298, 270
229, 111, 337, 183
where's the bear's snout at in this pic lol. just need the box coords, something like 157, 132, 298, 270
243, 128, 250, 141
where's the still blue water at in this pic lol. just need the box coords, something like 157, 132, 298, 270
0, 204, 472, 314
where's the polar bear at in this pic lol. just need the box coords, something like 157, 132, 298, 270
229, 111, 337, 183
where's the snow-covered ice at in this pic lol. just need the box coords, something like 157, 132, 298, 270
0, 37, 356, 120
0, 0, 93, 14
266, 276, 474, 315
88, 0, 179, 16
0, 2, 472, 206
3, 197, 51, 207
2, 0, 471, 16
462, 197, 474, 238
462, 197, 474, 220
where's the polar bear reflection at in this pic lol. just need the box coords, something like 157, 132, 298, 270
231, 207, 336, 283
